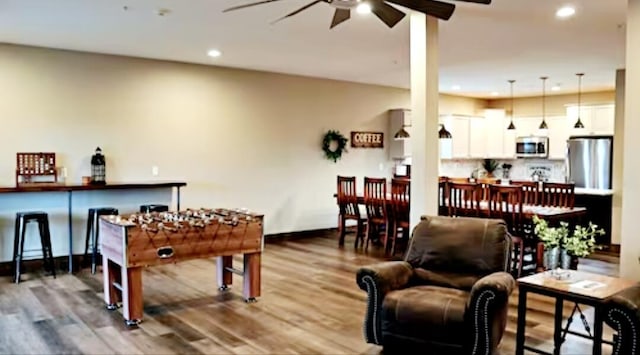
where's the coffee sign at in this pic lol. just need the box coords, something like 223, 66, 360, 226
351, 131, 384, 149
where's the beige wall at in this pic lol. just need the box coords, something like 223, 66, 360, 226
0, 44, 484, 237
488, 91, 615, 117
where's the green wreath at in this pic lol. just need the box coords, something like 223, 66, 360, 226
322, 130, 348, 163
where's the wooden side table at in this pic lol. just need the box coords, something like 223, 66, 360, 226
516, 270, 635, 355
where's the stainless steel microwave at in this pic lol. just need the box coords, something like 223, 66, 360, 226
516, 136, 549, 158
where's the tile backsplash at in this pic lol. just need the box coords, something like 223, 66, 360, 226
440, 158, 567, 182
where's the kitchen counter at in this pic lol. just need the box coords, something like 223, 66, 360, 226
574, 187, 614, 196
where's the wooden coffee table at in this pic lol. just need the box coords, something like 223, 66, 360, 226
516, 270, 636, 355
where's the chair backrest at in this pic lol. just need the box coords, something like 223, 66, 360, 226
487, 184, 524, 236
391, 178, 410, 225
337, 176, 360, 218
542, 182, 575, 208
438, 177, 448, 215
510, 180, 540, 206
364, 177, 387, 220
405, 215, 511, 277
476, 177, 501, 201
448, 182, 482, 217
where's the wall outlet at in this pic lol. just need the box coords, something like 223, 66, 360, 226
152, 166, 159, 176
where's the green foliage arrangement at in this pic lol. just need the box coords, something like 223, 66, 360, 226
482, 159, 500, 176
322, 130, 348, 163
532, 215, 605, 257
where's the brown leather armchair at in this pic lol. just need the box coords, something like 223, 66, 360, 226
605, 284, 640, 355
356, 215, 515, 354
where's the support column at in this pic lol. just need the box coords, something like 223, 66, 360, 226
409, 13, 440, 230
611, 69, 624, 247
620, 0, 640, 280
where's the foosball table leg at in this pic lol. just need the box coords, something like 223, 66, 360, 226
243, 252, 261, 302
121, 266, 144, 326
103, 255, 121, 309
217, 255, 233, 291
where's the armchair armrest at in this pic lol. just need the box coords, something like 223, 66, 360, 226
467, 272, 516, 355
605, 284, 640, 355
356, 261, 413, 345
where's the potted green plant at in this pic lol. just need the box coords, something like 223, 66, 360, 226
533, 215, 605, 270
532, 215, 567, 269
561, 222, 604, 269
481, 159, 500, 178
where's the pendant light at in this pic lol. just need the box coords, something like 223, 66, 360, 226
439, 124, 452, 138
507, 79, 516, 130
539, 76, 548, 129
574, 73, 585, 129
394, 124, 410, 140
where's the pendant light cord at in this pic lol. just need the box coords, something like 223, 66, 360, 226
541, 76, 547, 123
577, 73, 583, 114
509, 80, 515, 117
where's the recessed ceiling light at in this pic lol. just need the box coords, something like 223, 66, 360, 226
207, 49, 222, 58
491, 91, 500, 96
556, 6, 576, 18
551, 85, 561, 91
356, 3, 371, 14
451, 85, 461, 91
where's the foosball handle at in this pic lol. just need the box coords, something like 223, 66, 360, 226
218, 284, 229, 291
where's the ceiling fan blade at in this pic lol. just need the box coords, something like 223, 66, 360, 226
271, 0, 325, 24
330, 8, 351, 28
371, 1, 406, 28
384, 0, 455, 21
223, 0, 286, 12
451, 0, 490, 3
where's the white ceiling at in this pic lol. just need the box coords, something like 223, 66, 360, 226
0, 0, 628, 98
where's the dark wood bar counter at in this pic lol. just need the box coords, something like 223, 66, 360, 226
0, 181, 186, 273
0, 181, 186, 194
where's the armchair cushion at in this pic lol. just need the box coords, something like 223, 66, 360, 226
406, 216, 510, 284
413, 269, 481, 291
382, 285, 468, 350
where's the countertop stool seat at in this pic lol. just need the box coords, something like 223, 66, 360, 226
139, 204, 169, 213
12, 211, 56, 283
84, 207, 119, 274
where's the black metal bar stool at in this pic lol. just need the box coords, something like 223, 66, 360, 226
139, 204, 169, 213
12, 211, 56, 283
84, 207, 119, 274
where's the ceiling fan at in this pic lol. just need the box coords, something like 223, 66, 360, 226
223, 0, 491, 29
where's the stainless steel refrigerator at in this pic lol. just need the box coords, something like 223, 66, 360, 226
566, 135, 613, 189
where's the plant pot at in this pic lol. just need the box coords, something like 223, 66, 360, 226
560, 249, 580, 270
544, 247, 560, 270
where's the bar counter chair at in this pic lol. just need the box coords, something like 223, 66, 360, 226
84, 207, 119, 274
447, 182, 482, 217
389, 178, 410, 256
363, 177, 387, 250
541, 182, 575, 208
140, 204, 169, 213
12, 211, 56, 283
510, 180, 541, 206
337, 176, 366, 247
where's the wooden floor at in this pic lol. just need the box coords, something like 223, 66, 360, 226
0, 231, 620, 354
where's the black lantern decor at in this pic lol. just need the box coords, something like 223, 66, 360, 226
90, 147, 106, 185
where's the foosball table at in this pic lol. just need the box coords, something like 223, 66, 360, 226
99, 208, 264, 326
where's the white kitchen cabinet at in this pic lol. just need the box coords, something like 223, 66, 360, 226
503, 128, 517, 158
484, 109, 508, 158
566, 104, 614, 136
468, 117, 486, 158
446, 116, 471, 158
388, 109, 411, 159
590, 105, 615, 135
546, 116, 569, 159
513, 117, 542, 137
